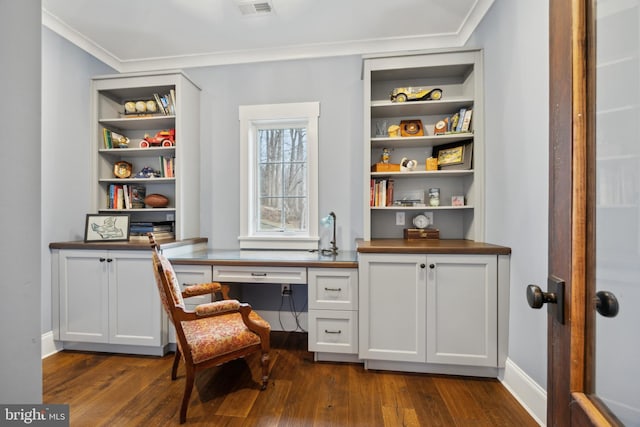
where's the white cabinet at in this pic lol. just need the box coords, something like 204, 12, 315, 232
426, 254, 497, 367
358, 253, 427, 362
91, 71, 201, 239
308, 268, 359, 357
363, 50, 484, 241
358, 252, 507, 375
56, 249, 163, 352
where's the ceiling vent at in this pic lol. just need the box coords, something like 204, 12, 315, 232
237, 1, 273, 16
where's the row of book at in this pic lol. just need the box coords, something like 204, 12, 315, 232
159, 156, 175, 178
370, 178, 394, 207
129, 221, 174, 241
154, 91, 176, 116
438, 107, 473, 134
107, 184, 146, 210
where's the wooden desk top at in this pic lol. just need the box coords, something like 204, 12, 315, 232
356, 239, 511, 255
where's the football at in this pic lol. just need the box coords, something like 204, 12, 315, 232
144, 193, 169, 208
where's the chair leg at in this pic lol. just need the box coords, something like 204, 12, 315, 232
171, 348, 181, 380
260, 352, 269, 390
180, 366, 195, 424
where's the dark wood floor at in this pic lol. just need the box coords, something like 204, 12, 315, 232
43, 331, 538, 426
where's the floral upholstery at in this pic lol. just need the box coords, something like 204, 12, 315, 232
195, 300, 241, 316
183, 282, 220, 298
182, 311, 270, 364
159, 256, 185, 309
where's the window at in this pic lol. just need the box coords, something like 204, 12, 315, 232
239, 102, 320, 250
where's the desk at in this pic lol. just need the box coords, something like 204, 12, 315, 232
168, 249, 358, 268
168, 249, 360, 362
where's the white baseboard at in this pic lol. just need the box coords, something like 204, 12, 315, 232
501, 357, 547, 426
41, 331, 63, 359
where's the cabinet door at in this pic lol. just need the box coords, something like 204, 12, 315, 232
359, 253, 426, 362
58, 251, 109, 343
426, 254, 497, 366
108, 251, 162, 346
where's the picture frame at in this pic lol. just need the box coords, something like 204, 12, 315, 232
84, 214, 130, 242
432, 141, 473, 170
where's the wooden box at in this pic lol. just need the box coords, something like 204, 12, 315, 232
371, 163, 400, 172
403, 228, 440, 240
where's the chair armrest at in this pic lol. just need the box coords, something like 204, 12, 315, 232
194, 299, 241, 317
182, 282, 222, 298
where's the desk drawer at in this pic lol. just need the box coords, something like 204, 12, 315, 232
308, 310, 358, 354
212, 265, 307, 284
172, 265, 214, 305
308, 268, 358, 310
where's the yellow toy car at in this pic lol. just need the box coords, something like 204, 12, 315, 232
390, 87, 443, 102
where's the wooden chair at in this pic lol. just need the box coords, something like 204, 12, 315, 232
148, 233, 270, 423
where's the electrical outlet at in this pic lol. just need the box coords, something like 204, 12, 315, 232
281, 284, 291, 296
396, 211, 405, 226
166, 213, 175, 221
424, 211, 434, 226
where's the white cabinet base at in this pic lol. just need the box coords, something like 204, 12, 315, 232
364, 359, 502, 378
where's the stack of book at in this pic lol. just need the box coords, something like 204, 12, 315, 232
129, 221, 175, 241
439, 107, 473, 134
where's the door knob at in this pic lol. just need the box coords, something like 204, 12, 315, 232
526, 276, 565, 324
526, 284, 557, 308
595, 290, 619, 317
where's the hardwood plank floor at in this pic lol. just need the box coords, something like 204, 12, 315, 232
43, 332, 538, 426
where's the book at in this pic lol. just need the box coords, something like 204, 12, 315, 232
460, 109, 473, 132
455, 108, 466, 132
123, 184, 131, 209
130, 184, 146, 209
153, 93, 167, 115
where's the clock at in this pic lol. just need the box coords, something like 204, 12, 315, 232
412, 214, 430, 229
113, 161, 132, 178
400, 120, 424, 137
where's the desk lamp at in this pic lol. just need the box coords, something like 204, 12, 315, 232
320, 211, 338, 256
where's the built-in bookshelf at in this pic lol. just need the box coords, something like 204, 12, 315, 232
362, 50, 484, 240
90, 71, 201, 240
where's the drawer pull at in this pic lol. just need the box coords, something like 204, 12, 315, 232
324, 287, 342, 292
251, 272, 267, 277
324, 329, 342, 334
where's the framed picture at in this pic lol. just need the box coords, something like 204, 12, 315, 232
84, 214, 130, 242
432, 141, 473, 170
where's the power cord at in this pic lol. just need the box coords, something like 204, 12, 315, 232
277, 290, 307, 333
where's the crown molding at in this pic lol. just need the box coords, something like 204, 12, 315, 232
43, 0, 492, 73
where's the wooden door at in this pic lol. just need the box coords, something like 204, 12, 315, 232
540, 0, 638, 425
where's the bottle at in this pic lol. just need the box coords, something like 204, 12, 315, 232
428, 188, 440, 206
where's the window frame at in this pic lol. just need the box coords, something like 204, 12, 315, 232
238, 102, 320, 250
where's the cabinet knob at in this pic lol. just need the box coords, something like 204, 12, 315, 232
107, 258, 113, 262
420, 263, 426, 269
429, 264, 435, 269
99, 257, 106, 262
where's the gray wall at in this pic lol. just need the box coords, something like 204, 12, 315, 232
186, 58, 364, 251
0, 0, 43, 403
468, 0, 550, 388
40, 27, 115, 334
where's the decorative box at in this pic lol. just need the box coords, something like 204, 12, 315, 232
371, 163, 401, 172
403, 228, 440, 240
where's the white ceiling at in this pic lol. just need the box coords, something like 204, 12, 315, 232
42, 0, 494, 73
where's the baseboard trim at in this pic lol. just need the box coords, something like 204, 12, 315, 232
501, 357, 547, 426
41, 331, 63, 359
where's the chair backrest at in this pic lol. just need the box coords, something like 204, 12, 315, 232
149, 235, 185, 321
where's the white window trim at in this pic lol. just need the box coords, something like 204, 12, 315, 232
238, 102, 320, 250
